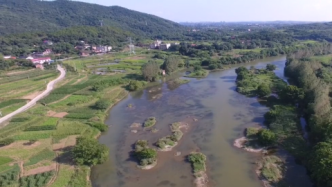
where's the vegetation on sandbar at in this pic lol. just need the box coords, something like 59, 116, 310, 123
188, 152, 207, 174
156, 122, 184, 150
134, 140, 157, 168
143, 117, 157, 128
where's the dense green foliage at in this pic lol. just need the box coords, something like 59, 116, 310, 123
188, 152, 207, 173
162, 56, 183, 74
72, 137, 108, 166
266, 64, 277, 71
258, 129, 277, 146
235, 66, 286, 97
257, 84, 272, 97
94, 99, 111, 110
127, 80, 146, 91
141, 61, 160, 82
284, 47, 332, 185
0, 0, 183, 37
134, 140, 157, 166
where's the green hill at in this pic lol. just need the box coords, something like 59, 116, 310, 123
0, 0, 184, 38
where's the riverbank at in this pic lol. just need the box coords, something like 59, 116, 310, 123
234, 65, 310, 187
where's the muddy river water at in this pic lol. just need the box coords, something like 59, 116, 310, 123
91, 56, 312, 187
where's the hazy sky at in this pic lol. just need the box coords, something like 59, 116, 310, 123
76, 0, 332, 22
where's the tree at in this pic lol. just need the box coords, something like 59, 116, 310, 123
162, 56, 182, 74
72, 137, 108, 166
309, 142, 332, 185
94, 99, 110, 110
266, 64, 277, 71
257, 84, 271, 97
258, 129, 276, 146
141, 61, 160, 82
279, 85, 304, 104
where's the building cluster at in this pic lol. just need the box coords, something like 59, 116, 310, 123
149, 40, 179, 50
3, 48, 54, 70
75, 41, 112, 57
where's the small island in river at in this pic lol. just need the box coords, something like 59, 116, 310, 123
133, 140, 158, 170
155, 122, 187, 151
188, 152, 208, 187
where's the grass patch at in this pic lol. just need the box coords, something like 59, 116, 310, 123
143, 117, 157, 128
49, 164, 75, 187
0, 157, 13, 166
260, 156, 283, 183
24, 148, 56, 166
68, 166, 91, 187
12, 131, 53, 140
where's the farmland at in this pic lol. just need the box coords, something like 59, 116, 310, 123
0, 47, 196, 187
0, 52, 132, 186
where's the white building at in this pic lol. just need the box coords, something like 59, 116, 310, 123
159, 43, 171, 50
150, 40, 162, 49
95, 46, 112, 53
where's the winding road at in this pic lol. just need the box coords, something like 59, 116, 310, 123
0, 65, 66, 125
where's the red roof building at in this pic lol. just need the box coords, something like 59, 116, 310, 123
30, 57, 51, 64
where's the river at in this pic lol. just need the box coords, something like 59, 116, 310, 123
91, 56, 312, 187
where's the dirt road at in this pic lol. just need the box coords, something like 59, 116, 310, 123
0, 65, 66, 125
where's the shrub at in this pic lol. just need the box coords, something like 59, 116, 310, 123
0, 138, 14, 147
143, 117, 156, 128
134, 140, 157, 166
94, 99, 110, 110
257, 84, 271, 97
88, 123, 108, 132
258, 129, 277, 146
188, 152, 206, 173
246, 127, 261, 138
266, 64, 277, 71
127, 80, 146, 91
73, 137, 108, 166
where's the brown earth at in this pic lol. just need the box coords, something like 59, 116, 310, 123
23, 163, 57, 176
21, 91, 43, 100
47, 111, 68, 118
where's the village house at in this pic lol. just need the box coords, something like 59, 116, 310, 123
30, 57, 51, 65
94, 46, 112, 53
159, 43, 171, 50
150, 40, 162, 49
3, 56, 16, 60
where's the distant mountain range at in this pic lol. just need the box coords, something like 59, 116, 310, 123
0, 0, 184, 37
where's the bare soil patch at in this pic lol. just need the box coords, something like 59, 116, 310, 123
23, 163, 56, 176
194, 171, 209, 187
47, 111, 68, 118
21, 91, 43, 100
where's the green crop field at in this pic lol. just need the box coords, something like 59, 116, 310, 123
24, 148, 56, 166
0, 163, 20, 187
12, 130, 54, 140
49, 95, 92, 108
19, 170, 55, 187
0, 157, 13, 167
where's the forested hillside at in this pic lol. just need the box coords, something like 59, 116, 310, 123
0, 0, 184, 38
